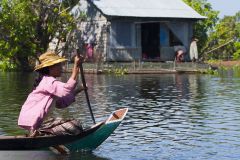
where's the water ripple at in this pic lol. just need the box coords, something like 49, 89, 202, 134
1, 73, 240, 159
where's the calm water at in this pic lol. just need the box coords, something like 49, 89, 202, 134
0, 72, 240, 160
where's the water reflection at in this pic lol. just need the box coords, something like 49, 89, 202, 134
0, 72, 240, 160
0, 72, 35, 135
0, 151, 109, 160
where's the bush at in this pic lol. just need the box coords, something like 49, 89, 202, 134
0, 60, 17, 71
233, 42, 240, 60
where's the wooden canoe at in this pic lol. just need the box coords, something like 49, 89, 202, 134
0, 108, 128, 151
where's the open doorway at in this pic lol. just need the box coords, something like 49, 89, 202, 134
141, 23, 160, 60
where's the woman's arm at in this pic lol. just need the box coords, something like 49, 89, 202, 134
43, 55, 84, 108
54, 56, 84, 108
55, 84, 87, 108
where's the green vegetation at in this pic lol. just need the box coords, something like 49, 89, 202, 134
202, 68, 219, 76
0, 60, 16, 71
106, 67, 128, 75
233, 42, 240, 60
203, 64, 240, 77
0, 0, 82, 71
203, 12, 240, 60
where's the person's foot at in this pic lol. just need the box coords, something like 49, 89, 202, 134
28, 130, 40, 137
49, 145, 70, 155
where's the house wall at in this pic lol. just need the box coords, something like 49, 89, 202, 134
76, 0, 109, 62
107, 20, 141, 61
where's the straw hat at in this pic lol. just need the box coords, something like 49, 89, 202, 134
35, 51, 67, 71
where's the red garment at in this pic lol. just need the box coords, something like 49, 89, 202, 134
86, 44, 93, 59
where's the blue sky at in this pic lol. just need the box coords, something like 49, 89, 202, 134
208, 0, 240, 18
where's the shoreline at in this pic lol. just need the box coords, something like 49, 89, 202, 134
207, 60, 240, 68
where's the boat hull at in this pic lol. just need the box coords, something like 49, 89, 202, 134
0, 108, 128, 151
67, 120, 121, 151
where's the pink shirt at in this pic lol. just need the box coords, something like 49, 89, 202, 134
18, 76, 77, 131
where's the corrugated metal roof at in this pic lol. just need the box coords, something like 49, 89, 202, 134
91, 0, 206, 19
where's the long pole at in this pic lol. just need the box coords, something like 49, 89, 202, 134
77, 52, 96, 124
204, 39, 234, 54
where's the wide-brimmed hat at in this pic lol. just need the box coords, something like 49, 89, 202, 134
34, 51, 67, 71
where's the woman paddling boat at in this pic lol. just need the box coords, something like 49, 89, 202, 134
18, 51, 86, 137
10, 51, 129, 154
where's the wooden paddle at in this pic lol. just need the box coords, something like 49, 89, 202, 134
77, 50, 96, 124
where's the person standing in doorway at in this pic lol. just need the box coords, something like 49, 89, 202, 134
189, 37, 199, 62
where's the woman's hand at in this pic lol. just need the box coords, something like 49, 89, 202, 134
74, 55, 84, 67
74, 84, 88, 95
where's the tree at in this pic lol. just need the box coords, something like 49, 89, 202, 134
0, 0, 81, 71
204, 11, 240, 60
183, 0, 219, 57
